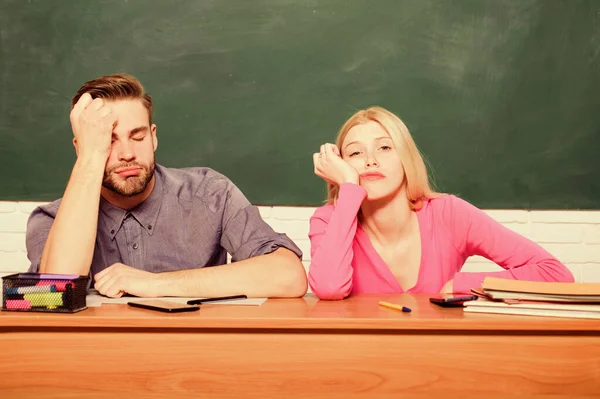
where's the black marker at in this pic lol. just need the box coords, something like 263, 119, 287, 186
187, 294, 247, 305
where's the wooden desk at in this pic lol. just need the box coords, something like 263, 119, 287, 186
1, 294, 599, 398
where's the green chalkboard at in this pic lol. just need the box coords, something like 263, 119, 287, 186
0, 0, 599, 209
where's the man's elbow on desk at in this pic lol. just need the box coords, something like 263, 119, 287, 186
266, 248, 308, 298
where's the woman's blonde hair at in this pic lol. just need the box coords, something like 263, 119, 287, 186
327, 106, 439, 210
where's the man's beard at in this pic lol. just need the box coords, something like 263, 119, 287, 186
102, 161, 155, 197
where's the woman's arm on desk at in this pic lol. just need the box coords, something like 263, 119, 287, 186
442, 195, 574, 294
307, 184, 366, 300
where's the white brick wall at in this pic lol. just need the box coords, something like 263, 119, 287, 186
1, 201, 599, 284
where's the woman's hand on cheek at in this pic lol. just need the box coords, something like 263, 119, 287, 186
313, 143, 359, 186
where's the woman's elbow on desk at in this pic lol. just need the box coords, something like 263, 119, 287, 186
540, 259, 575, 283
308, 274, 351, 300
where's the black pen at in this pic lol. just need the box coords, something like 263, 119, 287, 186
187, 294, 247, 305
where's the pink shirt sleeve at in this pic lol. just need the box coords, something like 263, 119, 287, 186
308, 183, 367, 300
441, 195, 575, 294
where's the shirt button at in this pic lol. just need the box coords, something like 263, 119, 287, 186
132, 243, 139, 250
110, 230, 115, 234
148, 225, 152, 230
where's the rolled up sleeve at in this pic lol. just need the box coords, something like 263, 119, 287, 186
25, 202, 58, 272
202, 174, 302, 262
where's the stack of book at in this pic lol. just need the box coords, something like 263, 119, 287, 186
464, 277, 600, 319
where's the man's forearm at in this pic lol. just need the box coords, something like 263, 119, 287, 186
40, 157, 105, 275
152, 248, 308, 298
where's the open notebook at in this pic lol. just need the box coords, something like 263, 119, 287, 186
86, 290, 267, 307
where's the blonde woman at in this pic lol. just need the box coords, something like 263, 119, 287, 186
309, 106, 573, 300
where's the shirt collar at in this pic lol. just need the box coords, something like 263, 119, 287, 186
100, 166, 165, 240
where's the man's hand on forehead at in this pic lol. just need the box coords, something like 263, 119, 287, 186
69, 92, 116, 162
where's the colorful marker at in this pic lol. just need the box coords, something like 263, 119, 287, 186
5, 285, 57, 295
